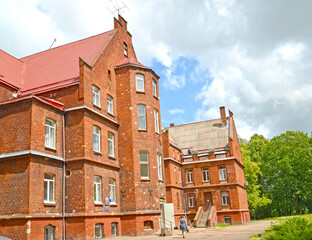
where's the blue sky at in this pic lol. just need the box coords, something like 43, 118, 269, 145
1, 0, 312, 140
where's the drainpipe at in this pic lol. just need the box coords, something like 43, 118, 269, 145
181, 164, 187, 221
62, 112, 66, 240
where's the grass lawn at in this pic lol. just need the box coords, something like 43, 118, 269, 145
249, 213, 312, 240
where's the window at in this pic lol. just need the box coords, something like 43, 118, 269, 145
186, 169, 193, 183
221, 191, 230, 205
144, 221, 154, 229
111, 222, 118, 237
107, 95, 114, 115
177, 193, 180, 209
44, 173, 55, 203
109, 178, 116, 204
157, 153, 163, 181
44, 225, 55, 240
136, 74, 145, 92
152, 78, 157, 97
108, 70, 112, 88
95, 223, 104, 239
154, 108, 159, 133
188, 194, 196, 208
173, 150, 175, 159
92, 85, 100, 107
219, 166, 227, 180
202, 168, 210, 182
108, 132, 114, 157
93, 126, 101, 153
224, 216, 232, 224
137, 105, 146, 130
140, 151, 149, 178
94, 176, 102, 203
45, 118, 56, 149
123, 42, 128, 57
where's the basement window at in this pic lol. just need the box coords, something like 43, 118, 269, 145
111, 222, 118, 237
95, 223, 104, 239
144, 221, 154, 229
224, 216, 232, 224
44, 225, 55, 240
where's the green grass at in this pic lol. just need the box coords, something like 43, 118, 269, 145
249, 213, 312, 240
215, 223, 231, 227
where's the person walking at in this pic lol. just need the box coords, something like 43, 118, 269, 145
179, 216, 188, 238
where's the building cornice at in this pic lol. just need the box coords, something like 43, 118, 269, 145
182, 156, 244, 169
184, 182, 246, 190
66, 157, 120, 170
0, 150, 64, 161
65, 105, 119, 126
163, 157, 182, 165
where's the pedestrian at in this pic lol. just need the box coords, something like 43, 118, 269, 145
179, 215, 188, 238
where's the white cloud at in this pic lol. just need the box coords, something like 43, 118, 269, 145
168, 109, 185, 115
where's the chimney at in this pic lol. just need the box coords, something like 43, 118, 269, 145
170, 123, 175, 127
220, 106, 227, 126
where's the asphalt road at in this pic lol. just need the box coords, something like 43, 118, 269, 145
112, 221, 272, 240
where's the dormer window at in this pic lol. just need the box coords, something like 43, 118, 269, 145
124, 42, 128, 57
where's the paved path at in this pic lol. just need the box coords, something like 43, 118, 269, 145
113, 221, 272, 240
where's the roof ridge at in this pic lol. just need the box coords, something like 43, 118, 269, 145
0, 49, 24, 63
169, 117, 228, 128
19, 29, 114, 60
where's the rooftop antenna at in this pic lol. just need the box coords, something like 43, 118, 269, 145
49, 38, 56, 49
107, 1, 129, 17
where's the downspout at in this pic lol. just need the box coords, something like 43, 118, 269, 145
62, 112, 66, 240
181, 164, 187, 221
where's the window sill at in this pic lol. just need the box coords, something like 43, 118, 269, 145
138, 129, 147, 132
110, 203, 117, 206
94, 151, 102, 156
94, 202, 103, 206
141, 178, 150, 182
219, 180, 228, 183
153, 95, 158, 100
93, 104, 101, 110
107, 112, 114, 117
108, 155, 116, 160
159, 179, 164, 183
136, 91, 145, 94
45, 146, 56, 151
44, 202, 56, 207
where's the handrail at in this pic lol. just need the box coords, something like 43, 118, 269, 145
194, 206, 203, 227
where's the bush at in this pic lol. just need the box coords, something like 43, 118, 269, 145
266, 217, 312, 240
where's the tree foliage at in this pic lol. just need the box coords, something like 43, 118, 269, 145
241, 131, 312, 219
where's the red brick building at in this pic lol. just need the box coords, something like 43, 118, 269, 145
163, 107, 250, 227
0, 15, 249, 239
0, 15, 166, 239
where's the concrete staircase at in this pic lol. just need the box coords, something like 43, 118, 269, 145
197, 210, 210, 227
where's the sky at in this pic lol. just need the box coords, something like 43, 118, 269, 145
1, 0, 312, 140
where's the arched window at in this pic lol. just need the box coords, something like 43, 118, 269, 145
44, 225, 55, 240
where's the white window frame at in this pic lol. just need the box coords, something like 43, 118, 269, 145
94, 176, 102, 203
136, 74, 145, 92
219, 166, 227, 180
93, 126, 101, 153
152, 78, 157, 97
154, 108, 159, 133
111, 222, 118, 237
108, 132, 114, 157
109, 178, 116, 204
221, 191, 230, 206
186, 169, 193, 183
202, 168, 210, 182
44, 173, 55, 203
188, 194, 196, 208
92, 85, 101, 107
140, 151, 149, 179
137, 104, 147, 130
107, 95, 114, 115
95, 223, 103, 239
157, 153, 163, 181
179, 169, 182, 183
45, 118, 56, 149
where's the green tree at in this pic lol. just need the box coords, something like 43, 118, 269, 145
240, 137, 271, 219
261, 131, 312, 216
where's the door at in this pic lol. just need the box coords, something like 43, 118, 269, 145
204, 192, 212, 211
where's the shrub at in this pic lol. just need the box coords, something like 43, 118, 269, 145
266, 217, 312, 240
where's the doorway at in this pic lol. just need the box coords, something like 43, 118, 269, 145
204, 192, 212, 211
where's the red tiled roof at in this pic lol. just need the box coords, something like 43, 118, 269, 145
115, 57, 146, 68
0, 30, 115, 94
